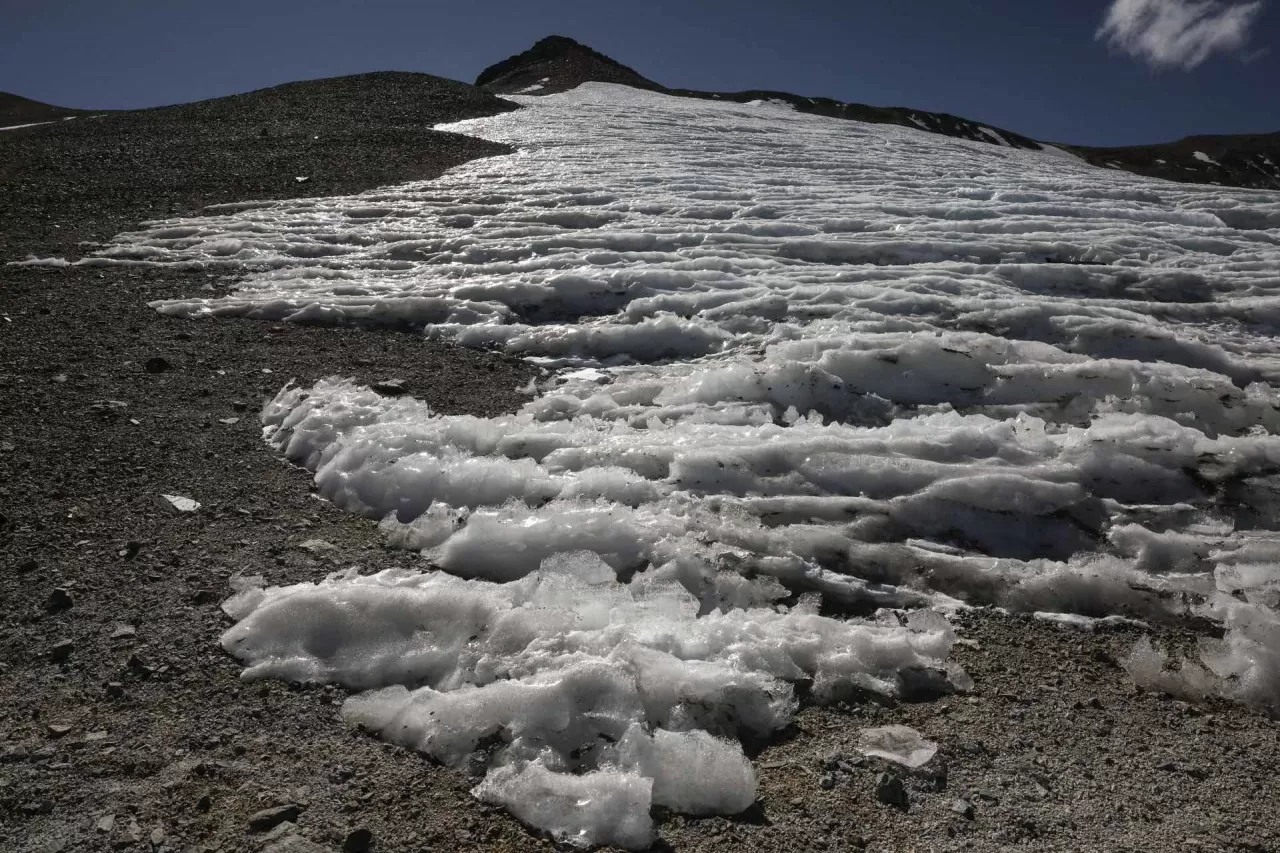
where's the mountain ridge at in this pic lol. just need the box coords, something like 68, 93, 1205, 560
477, 35, 1280, 190
6, 36, 1278, 189
0, 91, 93, 125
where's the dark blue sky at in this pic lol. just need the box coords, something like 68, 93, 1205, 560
2, 0, 1276, 146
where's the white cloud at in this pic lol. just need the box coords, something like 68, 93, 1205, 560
1097, 0, 1265, 70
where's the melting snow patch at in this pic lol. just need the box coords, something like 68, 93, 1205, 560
1193, 151, 1220, 166
222, 556, 958, 846
76, 81, 1280, 839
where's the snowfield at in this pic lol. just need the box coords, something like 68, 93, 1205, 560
76, 84, 1280, 846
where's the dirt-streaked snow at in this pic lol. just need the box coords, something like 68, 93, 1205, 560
73, 83, 1280, 846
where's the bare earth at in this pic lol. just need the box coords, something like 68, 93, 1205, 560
1, 77, 1277, 853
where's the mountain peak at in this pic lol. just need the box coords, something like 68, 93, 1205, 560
475, 35, 661, 95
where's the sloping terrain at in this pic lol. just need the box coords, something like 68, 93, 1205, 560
2, 50, 1280, 853
478, 35, 1041, 151
0, 72, 516, 261
0, 92, 90, 126
19, 79, 1277, 851
478, 35, 1280, 188
476, 35, 663, 95
1069, 131, 1280, 191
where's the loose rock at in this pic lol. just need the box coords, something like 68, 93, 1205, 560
875, 773, 909, 810
45, 587, 73, 612
248, 804, 302, 833
49, 639, 75, 662
344, 827, 375, 852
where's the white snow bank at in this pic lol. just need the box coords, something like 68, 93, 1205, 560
223, 555, 955, 846
261, 376, 1280, 625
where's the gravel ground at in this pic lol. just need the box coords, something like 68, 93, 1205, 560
1, 73, 1279, 853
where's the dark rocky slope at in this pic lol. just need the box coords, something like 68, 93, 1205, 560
1067, 131, 1280, 191
475, 34, 661, 95
0, 72, 517, 260
478, 36, 1042, 151
0, 92, 92, 125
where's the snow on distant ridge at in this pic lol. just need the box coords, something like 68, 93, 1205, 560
73, 83, 1280, 845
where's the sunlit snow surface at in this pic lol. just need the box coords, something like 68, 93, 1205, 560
88, 84, 1280, 844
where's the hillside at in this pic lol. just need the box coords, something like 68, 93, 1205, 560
0, 91, 90, 125
0, 72, 516, 260
3, 40, 1280, 853
477, 35, 1280, 188
477, 35, 1042, 152
1068, 130, 1280, 190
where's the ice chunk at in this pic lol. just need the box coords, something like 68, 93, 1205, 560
857, 725, 938, 768
612, 725, 757, 814
473, 762, 654, 849
1125, 597, 1280, 712
158, 494, 200, 513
